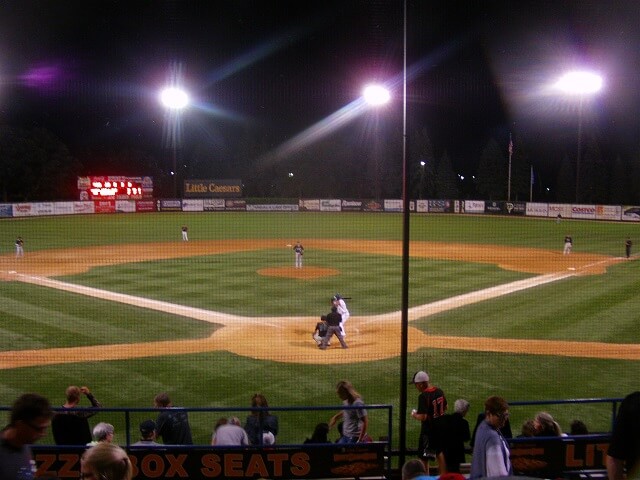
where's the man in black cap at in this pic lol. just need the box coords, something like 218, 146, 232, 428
319, 306, 348, 349
132, 419, 160, 446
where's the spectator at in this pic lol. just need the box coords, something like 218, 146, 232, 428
88, 422, 115, 445
245, 393, 279, 446
132, 420, 160, 446
409, 371, 447, 462
469, 395, 512, 479
533, 411, 562, 436
401, 458, 438, 480
432, 398, 471, 473
212, 416, 249, 446
304, 422, 330, 444
519, 419, 536, 437
329, 380, 368, 444
81, 442, 132, 480
154, 393, 193, 445
569, 419, 589, 436
0, 393, 52, 480
470, 411, 512, 448
607, 391, 640, 480
52, 385, 102, 445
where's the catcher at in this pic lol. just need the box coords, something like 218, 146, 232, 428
312, 315, 328, 346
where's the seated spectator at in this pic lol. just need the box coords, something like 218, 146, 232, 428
154, 392, 193, 445
0, 393, 52, 480
304, 422, 330, 444
245, 393, 278, 445
519, 419, 536, 437
88, 422, 115, 445
81, 442, 132, 480
212, 416, 249, 446
533, 412, 562, 436
401, 458, 438, 480
569, 419, 589, 435
52, 385, 102, 445
132, 420, 160, 446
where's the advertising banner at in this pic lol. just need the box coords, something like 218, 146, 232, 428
548, 204, 572, 219
0, 204, 13, 218
571, 204, 596, 220
427, 200, 453, 213
510, 435, 609, 478
384, 199, 402, 212
526, 202, 549, 217
203, 199, 226, 211
13, 203, 36, 217
299, 199, 320, 211
116, 200, 136, 213
184, 179, 242, 198
504, 201, 526, 215
485, 201, 503, 214
53, 202, 75, 215
94, 200, 116, 213
225, 199, 247, 211
182, 199, 204, 212
319, 199, 341, 212
464, 200, 485, 213
622, 205, 640, 222
158, 199, 183, 212
595, 205, 621, 221
136, 200, 157, 212
33, 443, 386, 480
362, 200, 383, 212
73, 202, 96, 215
246, 204, 298, 211
341, 200, 363, 212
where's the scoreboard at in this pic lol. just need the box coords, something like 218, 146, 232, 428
77, 176, 154, 200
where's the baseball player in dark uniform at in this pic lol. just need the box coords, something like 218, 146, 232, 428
625, 237, 632, 258
313, 316, 328, 346
410, 371, 447, 462
319, 307, 348, 349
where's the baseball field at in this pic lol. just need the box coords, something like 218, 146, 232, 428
0, 211, 638, 448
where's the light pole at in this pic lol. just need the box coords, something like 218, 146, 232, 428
160, 86, 189, 198
419, 161, 426, 199
553, 71, 603, 203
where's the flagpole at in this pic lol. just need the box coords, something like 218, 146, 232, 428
507, 134, 513, 201
530, 165, 533, 202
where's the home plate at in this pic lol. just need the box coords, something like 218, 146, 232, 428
568, 267, 576, 270
8, 271, 17, 274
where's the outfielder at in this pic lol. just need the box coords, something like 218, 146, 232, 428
181, 225, 189, 242
332, 294, 350, 337
293, 241, 304, 268
15, 236, 24, 258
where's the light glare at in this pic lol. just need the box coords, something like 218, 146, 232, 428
160, 87, 189, 109
363, 84, 390, 106
554, 71, 603, 95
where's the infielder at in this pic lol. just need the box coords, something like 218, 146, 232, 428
332, 294, 350, 337
15, 236, 24, 258
181, 225, 189, 242
293, 241, 304, 268
563, 235, 572, 255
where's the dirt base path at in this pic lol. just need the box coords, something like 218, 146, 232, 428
0, 240, 635, 368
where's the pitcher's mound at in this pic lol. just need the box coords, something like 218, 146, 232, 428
258, 266, 340, 279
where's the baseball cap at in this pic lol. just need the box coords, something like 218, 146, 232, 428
409, 371, 430, 384
139, 419, 156, 435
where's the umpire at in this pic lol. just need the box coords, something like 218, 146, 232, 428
319, 307, 348, 349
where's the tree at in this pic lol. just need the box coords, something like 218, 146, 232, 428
608, 155, 629, 205
476, 138, 506, 200
555, 155, 574, 203
408, 127, 436, 199
434, 151, 459, 199
0, 126, 80, 201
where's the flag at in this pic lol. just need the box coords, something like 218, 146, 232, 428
508, 134, 513, 155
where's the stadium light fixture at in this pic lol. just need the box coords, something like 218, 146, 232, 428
362, 84, 391, 106
553, 70, 603, 202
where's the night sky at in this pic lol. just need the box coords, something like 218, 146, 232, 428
1, 0, 639, 179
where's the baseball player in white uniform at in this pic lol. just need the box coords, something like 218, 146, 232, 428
182, 225, 189, 242
563, 235, 572, 255
293, 241, 304, 268
332, 294, 350, 337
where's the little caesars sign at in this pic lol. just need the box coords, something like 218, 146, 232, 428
184, 179, 242, 198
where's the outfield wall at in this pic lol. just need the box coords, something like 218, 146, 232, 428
1, 198, 639, 222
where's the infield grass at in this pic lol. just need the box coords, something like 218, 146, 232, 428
1, 212, 639, 447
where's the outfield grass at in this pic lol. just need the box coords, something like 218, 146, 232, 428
1, 212, 639, 447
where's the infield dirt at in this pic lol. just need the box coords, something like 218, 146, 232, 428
1, 239, 637, 368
